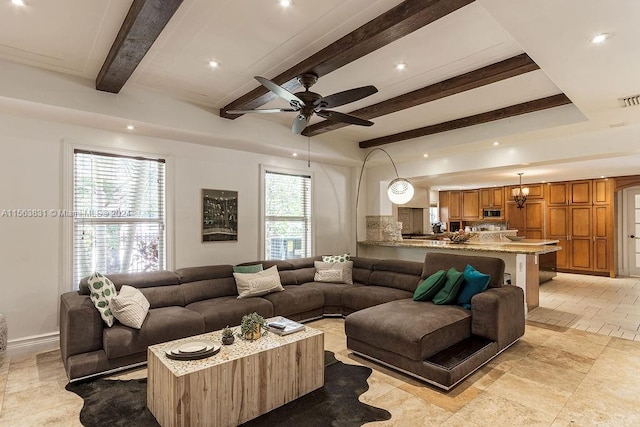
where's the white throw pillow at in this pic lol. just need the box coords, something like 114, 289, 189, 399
314, 260, 353, 284
314, 269, 344, 283
87, 272, 117, 327
110, 285, 150, 329
233, 265, 285, 299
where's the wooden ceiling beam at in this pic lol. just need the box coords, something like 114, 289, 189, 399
358, 94, 572, 148
220, 0, 474, 119
96, 0, 183, 93
302, 53, 539, 137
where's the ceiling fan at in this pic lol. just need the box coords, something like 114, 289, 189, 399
225, 73, 378, 134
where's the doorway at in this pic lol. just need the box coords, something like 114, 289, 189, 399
625, 187, 640, 276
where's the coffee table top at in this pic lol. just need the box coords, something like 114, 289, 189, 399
148, 317, 324, 377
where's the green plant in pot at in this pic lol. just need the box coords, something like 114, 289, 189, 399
239, 312, 266, 341
221, 325, 235, 345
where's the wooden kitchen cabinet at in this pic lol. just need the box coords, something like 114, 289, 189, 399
449, 191, 461, 220
593, 205, 611, 272
462, 190, 480, 220
569, 180, 592, 205
507, 183, 544, 200
439, 191, 449, 224
524, 200, 545, 239
547, 206, 570, 269
547, 182, 568, 205
593, 178, 611, 205
480, 187, 504, 209
569, 206, 593, 271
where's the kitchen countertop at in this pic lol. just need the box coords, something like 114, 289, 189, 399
359, 239, 561, 255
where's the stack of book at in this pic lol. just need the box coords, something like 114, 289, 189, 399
267, 317, 305, 336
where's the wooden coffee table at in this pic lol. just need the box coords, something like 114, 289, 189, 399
147, 318, 324, 427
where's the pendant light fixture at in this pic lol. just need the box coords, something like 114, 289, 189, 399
512, 172, 529, 209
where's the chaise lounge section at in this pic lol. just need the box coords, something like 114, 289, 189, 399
60, 252, 524, 389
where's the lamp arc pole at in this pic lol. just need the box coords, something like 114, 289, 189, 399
355, 148, 414, 256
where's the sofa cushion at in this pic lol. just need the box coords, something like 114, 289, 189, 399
80, 270, 180, 295
413, 270, 447, 301
110, 285, 150, 329
341, 285, 413, 312
139, 285, 185, 308
186, 296, 274, 332
352, 257, 376, 285
233, 265, 285, 298
262, 285, 324, 317
181, 278, 238, 304
369, 259, 423, 292
102, 306, 205, 359
457, 264, 491, 309
236, 260, 298, 285
300, 282, 351, 310
345, 299, 472, 361
87, 272, 117, 327
433, 268, 465, 305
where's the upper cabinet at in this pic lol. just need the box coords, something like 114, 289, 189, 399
480, 188, 503, 209
462, 190, 480, 220
449, 191, 462, 220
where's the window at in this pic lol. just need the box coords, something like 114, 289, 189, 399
73, 149, 166, 287
263, 170, 311, 260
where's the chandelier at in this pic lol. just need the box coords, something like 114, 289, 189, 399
512, 173, 529, 209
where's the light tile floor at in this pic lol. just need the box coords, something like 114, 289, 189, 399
528, 273, 640, 341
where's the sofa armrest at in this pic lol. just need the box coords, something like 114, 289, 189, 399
60, 292, 104, 364
471, 286, 525, 351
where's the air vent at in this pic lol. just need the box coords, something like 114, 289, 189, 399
619, 95, 640, 107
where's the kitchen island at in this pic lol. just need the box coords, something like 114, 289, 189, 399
358, 239, 561, 311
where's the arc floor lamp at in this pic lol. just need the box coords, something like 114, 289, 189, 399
355, 148, 415, 255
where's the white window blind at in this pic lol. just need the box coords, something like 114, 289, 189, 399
264, 170, 311, 260
73, 150, 166, 287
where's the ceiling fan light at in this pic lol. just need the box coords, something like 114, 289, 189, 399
387, 178, 414, 205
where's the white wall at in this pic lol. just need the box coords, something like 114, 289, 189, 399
0, 112, 352, 347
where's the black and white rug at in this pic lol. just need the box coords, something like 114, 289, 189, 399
66, 351, 391, 427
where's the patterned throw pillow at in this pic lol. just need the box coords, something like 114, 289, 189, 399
110, 285, 150, 329
322, 253, 351, 263
87, 272, 117, 327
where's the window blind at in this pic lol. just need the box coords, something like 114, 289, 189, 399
264, 170, 311, 260
73, 150, 166, 287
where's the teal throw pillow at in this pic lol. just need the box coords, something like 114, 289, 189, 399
456, 264, 491, 309
413, 270, 447, 301
432, 268, 465, 305
233, 264, 263, 274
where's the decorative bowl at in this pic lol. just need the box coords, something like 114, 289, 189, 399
506, 235, 525, 241
443, 232, 476, 243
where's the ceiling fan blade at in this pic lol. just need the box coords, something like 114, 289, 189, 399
225, 108, 297, 114
255, 76, 304, 106
315, 85, 378, 109
291, 114, 310, 134
316, 110, 374, 127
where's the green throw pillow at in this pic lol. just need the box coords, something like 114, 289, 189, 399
413, 270, 447, 301
233, 264, 264, 274
432, 268, 465, 305
87, 272, 117, 327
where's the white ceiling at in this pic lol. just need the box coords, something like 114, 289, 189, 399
0, 0, 639, 190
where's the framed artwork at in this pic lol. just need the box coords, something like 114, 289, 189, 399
202, 189, 238, 242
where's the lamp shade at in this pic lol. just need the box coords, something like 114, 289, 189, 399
387, 178, 414, 205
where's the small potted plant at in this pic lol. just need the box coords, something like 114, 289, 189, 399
221, 326, 235, 345
239, 312, 266, 341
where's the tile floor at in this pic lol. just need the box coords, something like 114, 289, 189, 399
2, 273, 640, 426
529, 273, 640, 341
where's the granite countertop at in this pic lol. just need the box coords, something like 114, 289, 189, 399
359, 239, 561, 255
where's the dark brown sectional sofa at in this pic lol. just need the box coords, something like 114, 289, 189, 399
59, 252, 525, 390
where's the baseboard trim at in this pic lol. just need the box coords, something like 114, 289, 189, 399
6, 331, 59, 357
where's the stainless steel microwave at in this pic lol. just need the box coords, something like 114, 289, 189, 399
483, 209, 502, 218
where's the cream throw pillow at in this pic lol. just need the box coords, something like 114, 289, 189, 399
314, 261, 353, 284
233, 265, 285, 299
110, 285, 150, 329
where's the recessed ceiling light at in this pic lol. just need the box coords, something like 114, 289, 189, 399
208, 60, 219, 68
279, 0, 292, 7
541, 180, 546, 184
423, 153, 429, 158
492, 141, 499, 146
11, 0, 26, 6
126, 125, 134, 131
600, 175, 606, 179
395, 63, 406, 70
292, 152, 298, 157
590, 33, 609, 44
